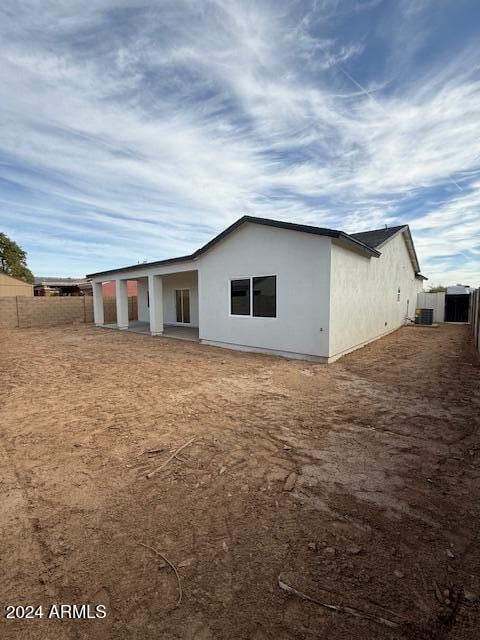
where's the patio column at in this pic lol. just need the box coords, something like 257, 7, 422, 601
148, 274, 163, 335
92, 281, 104, 326
137, 278, 150, 323
116, 278, 129, 330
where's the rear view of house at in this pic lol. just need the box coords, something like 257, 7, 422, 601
87, 216, 426, 362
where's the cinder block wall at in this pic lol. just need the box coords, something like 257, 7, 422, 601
0, 296, 94, 328
103, 297, 138, 323
0, 297, 19, 328
0, 296, 138, 328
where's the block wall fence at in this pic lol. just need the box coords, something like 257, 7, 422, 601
0, 296, 137, 329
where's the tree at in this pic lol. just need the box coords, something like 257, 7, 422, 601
0, 232, 34, 284
428, 285, 447, 293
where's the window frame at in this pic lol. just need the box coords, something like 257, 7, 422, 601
229, 278, 251, 317
229, 275, 277, 319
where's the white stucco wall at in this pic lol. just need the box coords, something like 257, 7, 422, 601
90, 223, 425, 363
162, 271, 199, 326
197, 223, 331, 359
329, 232, 423, 360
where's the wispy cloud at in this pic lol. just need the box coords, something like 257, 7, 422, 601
0, 0, 479, 283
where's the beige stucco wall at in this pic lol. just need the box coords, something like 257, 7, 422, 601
0, 272, 33, 297
329, 232, 424, 360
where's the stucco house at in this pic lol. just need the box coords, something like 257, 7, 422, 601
86, 216, 426, 363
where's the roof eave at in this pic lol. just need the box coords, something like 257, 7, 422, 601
86, 254, 195, 279
400, 227, 421, 274
338, 233, 381, 257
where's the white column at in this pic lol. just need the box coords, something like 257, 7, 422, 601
116, 278, 129, 330
148, 274, 163, 335
93, 281, 104, 326
137, 278, 150, 323
196, 269, 202, 340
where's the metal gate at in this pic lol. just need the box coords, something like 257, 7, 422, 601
445, 294, 470, 323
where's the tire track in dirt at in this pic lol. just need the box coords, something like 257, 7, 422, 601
0, 441, 77, 640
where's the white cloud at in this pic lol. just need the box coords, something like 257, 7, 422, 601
0, 0, 478, 283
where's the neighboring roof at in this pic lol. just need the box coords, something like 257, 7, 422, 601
86, 215, 380, 279
447, 285, 471, 295
35, 277, 90, 287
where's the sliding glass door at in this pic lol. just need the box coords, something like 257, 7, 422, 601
175, 289, 190, 323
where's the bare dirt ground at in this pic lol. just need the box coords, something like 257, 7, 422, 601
1, 323, 479, 640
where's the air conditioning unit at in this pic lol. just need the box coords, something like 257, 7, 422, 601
415, 308, 434, 325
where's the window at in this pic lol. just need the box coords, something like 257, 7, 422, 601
253, 276, 276, 317
230, 276, 277, 318
397, 287, 401, 302
231, 279, 250, 315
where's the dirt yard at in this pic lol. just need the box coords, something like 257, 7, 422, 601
1, 324, 479, 640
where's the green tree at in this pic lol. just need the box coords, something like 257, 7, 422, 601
428, 285, 447, 293
0, 232, 34, 284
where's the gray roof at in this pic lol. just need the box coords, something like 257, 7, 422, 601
351, 224, 425, 276
350, 225, 407, 249
86, 215, 380, 279
86, 216, 424, 279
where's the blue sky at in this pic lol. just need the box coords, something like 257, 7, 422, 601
1, 0, 479, 286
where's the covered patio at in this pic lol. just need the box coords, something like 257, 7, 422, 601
103, 321, 199, 341
90, 260, 199, 341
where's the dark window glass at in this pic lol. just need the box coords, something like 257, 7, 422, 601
231, 279, 250, 315
253, 276, 276, 317
176, 289, 182, 322
183, 289, 190, 323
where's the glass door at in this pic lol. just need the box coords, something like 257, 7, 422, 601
175, 289, 190, 323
